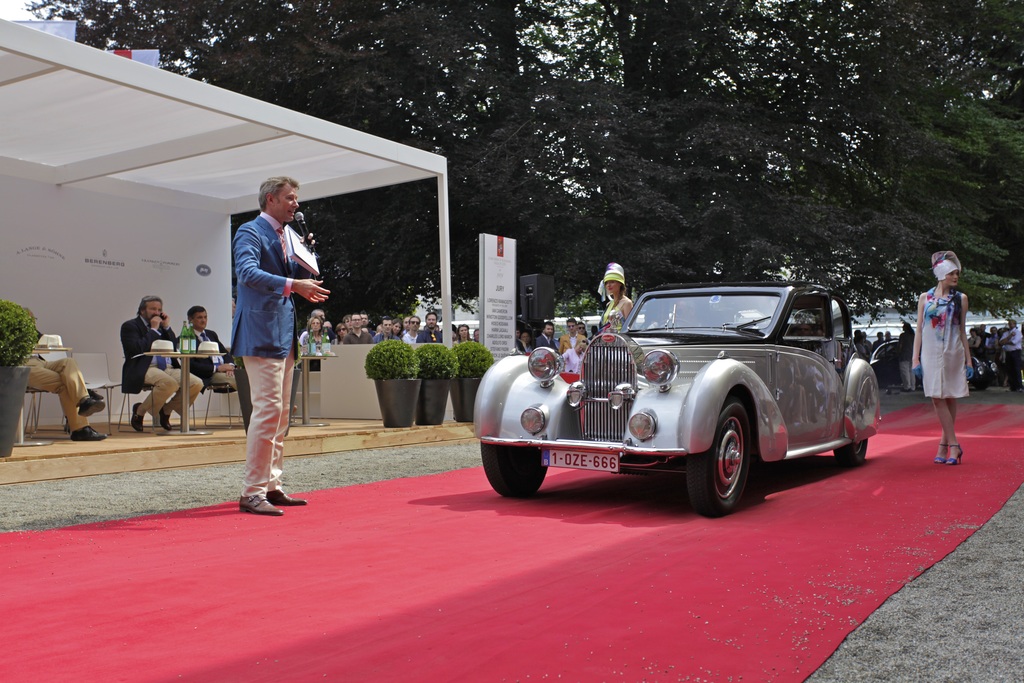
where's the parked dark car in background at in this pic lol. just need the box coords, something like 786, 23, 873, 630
869, 340, 995, 391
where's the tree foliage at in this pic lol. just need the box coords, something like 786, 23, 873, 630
30, 0, 1024, 318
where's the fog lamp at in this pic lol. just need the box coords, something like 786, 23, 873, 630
628, 411, 658, 442
567, 381, 586, 408
521, 405, 547, 435
608, 382, 635, 410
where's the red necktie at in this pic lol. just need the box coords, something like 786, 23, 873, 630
275, 227, 287, 258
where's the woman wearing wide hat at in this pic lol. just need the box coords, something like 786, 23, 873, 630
599, 262, 633, 332
912, 250, 974, 465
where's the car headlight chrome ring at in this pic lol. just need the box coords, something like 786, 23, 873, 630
628, 410, 658, 442
642, 349, 678, 391
528, 347, 564, 386
520, 405, 548, 435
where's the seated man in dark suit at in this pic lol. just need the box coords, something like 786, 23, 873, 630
186, 305, 236, 390
120, 295, 203, 431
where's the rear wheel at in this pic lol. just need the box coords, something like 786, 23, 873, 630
481, 443, 547, 497
687, 398, 750, 517
834, 439, 869, 467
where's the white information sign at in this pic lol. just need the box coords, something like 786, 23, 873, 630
479, 234, 517, 357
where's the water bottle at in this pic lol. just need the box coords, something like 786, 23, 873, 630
179, 321, 191, 354
323, 337, 332, 355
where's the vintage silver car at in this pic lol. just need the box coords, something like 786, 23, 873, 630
475, 282, 881, 517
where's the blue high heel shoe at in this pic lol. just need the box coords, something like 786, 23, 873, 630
934, 443, 949, 464
946, 444, 963, 465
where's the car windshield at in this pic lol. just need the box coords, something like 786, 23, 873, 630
627, 293, 782, 335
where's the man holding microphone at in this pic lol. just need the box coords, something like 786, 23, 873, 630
233, 176, 329, 516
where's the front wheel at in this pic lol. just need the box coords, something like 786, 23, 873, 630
686, 398, 750, 517
834, 439, 869, 467
481, 443, 547, 497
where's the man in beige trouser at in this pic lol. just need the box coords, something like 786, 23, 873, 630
119, 296, 203, 431
25, 355, 107, 441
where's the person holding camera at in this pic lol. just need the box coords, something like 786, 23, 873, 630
120, 295, 203, 431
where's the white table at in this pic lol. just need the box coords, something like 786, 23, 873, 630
295, 353, 335, 427
144, 350, 219, 435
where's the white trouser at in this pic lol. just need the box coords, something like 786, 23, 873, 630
899, 360, 916, 391
241, 355, 294, 497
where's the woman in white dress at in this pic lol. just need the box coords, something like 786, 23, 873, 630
912, 250, 974, 465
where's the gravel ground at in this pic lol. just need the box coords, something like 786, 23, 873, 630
2, 387, 1021, 681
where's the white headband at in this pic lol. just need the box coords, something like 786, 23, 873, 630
933, 260, 959, 281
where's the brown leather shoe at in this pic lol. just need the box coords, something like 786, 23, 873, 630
266, 490, 307, 506
158, 410, 173, 431
239, 495, 284, 516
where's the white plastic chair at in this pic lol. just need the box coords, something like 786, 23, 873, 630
75, 352, 119, 435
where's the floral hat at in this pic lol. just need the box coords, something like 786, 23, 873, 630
931, 251, 962, 281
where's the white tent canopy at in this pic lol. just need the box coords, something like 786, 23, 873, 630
0, 17, 451, 325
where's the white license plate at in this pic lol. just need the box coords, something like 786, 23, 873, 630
542, 449, 619, 473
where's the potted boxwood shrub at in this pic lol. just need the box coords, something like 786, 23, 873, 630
0, 301, 39, 458
414, 343, 458, 425
365, 340, 420, 428
450, 341, 495, 423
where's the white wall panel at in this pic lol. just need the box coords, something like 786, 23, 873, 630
1, 175, 234, 424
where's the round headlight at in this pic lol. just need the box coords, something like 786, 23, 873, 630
521, 405, 547, 435
642, 350, 678, 387
629, 410, 658, 442
528, 347, 564, 384
567, 381, 586, 408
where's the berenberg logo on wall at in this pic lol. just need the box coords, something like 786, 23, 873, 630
196, 264, 212, 276
84, 248, 125, 269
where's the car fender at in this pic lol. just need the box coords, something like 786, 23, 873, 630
842, 357, 881, 442
474, 355, 579, 441
647, 358, 788, 459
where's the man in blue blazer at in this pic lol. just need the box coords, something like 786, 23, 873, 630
233, 176, 330, 516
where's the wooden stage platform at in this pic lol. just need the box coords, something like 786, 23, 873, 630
1, 418, 476, 486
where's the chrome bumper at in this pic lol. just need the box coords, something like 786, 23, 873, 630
479, 436, 690, 459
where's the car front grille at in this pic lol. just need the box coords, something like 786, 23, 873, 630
579, 334, 637, 442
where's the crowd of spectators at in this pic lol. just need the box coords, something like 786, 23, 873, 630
969, 321, 1023, 391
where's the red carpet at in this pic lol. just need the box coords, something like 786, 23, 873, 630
3, 404, 1023, 682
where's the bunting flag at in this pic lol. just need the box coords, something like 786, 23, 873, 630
110, 49, 160, 67
14, 20, 77, 41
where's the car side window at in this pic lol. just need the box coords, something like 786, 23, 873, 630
783, 296, 829, 355
784, 297, 827, 339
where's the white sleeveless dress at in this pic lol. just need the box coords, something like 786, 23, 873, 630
920, 288, 969, 399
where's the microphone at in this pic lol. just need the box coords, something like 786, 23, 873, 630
293, 211, 316, 251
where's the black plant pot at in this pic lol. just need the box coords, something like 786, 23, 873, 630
0, 366, 31, 458
416, 379, 451, 426
450, 377, 481, 423
374, 379, 421, 428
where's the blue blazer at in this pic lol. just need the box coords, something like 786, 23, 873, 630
231, 216, 311, 359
